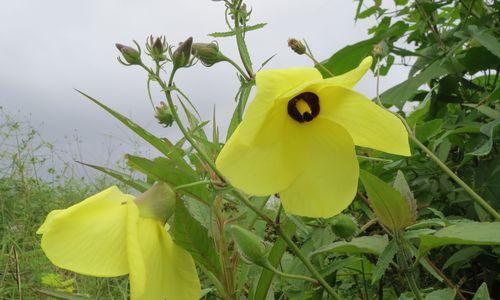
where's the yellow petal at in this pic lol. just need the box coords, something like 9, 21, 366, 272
128, 211, 201, 300
234, 67, 322, 145
38, 186, 133, 277
280, 119, 359, 218
318, 85, 410, 156
217, 100, 309, 196
312, 56, 373, 89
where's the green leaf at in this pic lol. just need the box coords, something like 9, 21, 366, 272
472, 283, 490, 300
443, 246, 482, 270
126, 155, 209, 202
419, 222, 500, 254
393, 170, 417, 223
226, 81, 254, 140
467, 26, 500, 59
359, 170, 414, 230
424, 288, 455, 300
209, 23, 267, 38
319, 37, 377, 77
36, 289, 91, 300
357, 6, 378, 19
171, 200, 221, 275
311, 235, 388, 257
468, 119, 500, 156
463, 103, 500, 120
380, 60, 448, 108
77, 90, 190, 170
77, 161, 150, 192
254, 219, 296, 300
371, 239, 397, 283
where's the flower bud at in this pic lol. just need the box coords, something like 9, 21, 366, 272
288, 38, 306, 55
191, 42, 226, 67
116, 43, 142, 65
331, 214, 358, 240
229, 225, 271, 268
372, 43, 384, 57
134, 182, 176, 221
146, 35, 168, 62
172, 37, 193, 69
155, 101, 174, 127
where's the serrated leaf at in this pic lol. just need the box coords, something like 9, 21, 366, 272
311, 235, 388, 257
371, 239, 397, 283
393, 170, 417, 224
360, 170, 413, 230
171, 200, 221, 275
209, 23, 267, 37
419, 222, 500, 254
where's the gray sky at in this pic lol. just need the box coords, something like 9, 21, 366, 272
0, 0, 407, 176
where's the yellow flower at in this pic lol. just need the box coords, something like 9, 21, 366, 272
37, 186, 201, 300
216, 57, 410, 218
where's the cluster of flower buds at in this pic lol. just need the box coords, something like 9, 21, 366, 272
155, 101, 175, 127
116, 41, 142, 66
288, 38, 306, 55
146, 35, 169, 62
191, 42, 227, 67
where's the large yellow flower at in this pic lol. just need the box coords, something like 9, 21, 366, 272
37, 185, 201, 300
216, 57, 410, 218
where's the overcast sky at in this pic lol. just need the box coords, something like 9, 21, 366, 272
0, 0, 407, 177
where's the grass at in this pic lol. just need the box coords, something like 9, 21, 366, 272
0, 108, 132, 299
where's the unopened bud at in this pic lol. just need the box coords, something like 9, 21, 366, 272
172, 37, 193, 69
229, 225, 271, 268
191, 42, 226, 67
372, 43, 384, 57
134, 182, 176, 221
331, 214, 358, 240
116, 43, 142, 65
288, 38, 306, 55
147, 36, 168, 62
155, 101, 174, 127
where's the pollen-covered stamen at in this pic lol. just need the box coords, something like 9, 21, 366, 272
287, 92, 320, 123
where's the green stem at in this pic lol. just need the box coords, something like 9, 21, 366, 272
266, 266, 318, 283
224, 56, 251, 81
276, 225, 342, 300
146, 65, 340, 298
